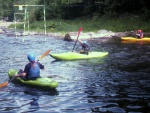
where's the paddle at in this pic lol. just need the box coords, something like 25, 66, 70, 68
0, 75, 19, 88
37, 50, 50, 61
0, 50, 50, 88
72, 27, 82, 52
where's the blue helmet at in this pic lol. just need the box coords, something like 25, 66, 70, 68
27, 52, 36, 62
82, 41, 87, 44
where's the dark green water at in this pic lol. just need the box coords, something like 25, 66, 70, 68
0, 34, 150, 113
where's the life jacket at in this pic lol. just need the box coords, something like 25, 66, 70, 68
28, 62, 40, 79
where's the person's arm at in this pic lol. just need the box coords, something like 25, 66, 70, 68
16, 72, 26, 77
136, 34, 140, 36
38, 62, 45, 70
78, 40, 83, 44
15, 64, 28, 77
87, 44, 90, 50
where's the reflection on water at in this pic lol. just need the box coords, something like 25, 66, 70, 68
0, 34, 150, 113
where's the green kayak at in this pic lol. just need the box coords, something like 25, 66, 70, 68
50, 52, 108, 61
8, 69, 58, 89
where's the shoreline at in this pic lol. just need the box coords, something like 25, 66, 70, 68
0, 22, 150, 41
0, 27, 126, 39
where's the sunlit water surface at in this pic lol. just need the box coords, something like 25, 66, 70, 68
0, 34, 150, 113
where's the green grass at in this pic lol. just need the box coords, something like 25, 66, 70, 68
9, 15, 150, 33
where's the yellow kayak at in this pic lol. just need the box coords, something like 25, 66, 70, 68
121, 37, 150, 42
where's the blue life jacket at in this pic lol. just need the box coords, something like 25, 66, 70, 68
28, 62, 40, 78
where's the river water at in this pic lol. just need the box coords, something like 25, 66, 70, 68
0, 34, 150, 113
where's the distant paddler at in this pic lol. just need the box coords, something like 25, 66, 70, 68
135, 29, 144, 38
78, 40, 90, 55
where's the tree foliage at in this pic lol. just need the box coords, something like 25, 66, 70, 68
0, 0, 14, 20
0, 0, 149, 21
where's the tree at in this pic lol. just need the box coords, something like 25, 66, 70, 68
0, 0, 149, 21
0, 0, 14, 21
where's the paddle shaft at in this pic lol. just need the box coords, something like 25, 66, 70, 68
72, 36, 79, 52
72, 27, 82, 52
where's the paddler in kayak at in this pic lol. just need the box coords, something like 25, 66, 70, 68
78, 40, 90, 55
16, 52, 45, 80
136, 29, 144, 38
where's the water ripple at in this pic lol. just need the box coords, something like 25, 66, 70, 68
0, 34, 150, 113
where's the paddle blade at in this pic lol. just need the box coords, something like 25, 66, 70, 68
0, 82, 9, 88
77, 27, 82, 37
38, 50, 50, 61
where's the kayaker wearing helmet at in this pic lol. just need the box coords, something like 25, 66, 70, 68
136, 30, 144, 38
16, 52, 44, 80
78, 40, 90, 55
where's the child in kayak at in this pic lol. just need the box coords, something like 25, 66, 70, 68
136, 30, 144, 38
78, 40, 90, 55
16, 52, 45, 80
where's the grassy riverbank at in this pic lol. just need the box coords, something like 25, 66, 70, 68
9, 15, 150, 33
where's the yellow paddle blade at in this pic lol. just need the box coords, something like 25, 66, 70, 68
38, 50, 50, 61
0, 82, 9, 88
